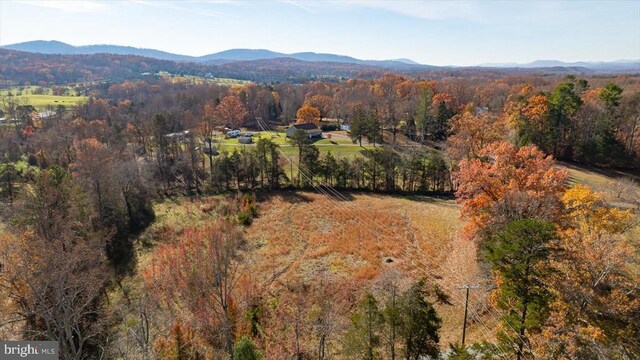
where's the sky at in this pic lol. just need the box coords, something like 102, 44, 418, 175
0, 0, 638, 66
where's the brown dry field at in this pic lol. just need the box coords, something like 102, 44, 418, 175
245, 191, 497, 346
144, 191, 498, 348
146, 191, 499, 348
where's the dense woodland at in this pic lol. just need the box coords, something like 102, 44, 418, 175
0, 62, 639, 359
1, 49, 628, 85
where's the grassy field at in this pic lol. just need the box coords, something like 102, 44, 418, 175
559, 162, 639, 208
0, 86, 88, 110
132, 192, 496, 348
214, 131, 374, 158
128, 163, 640, 350
561, 162, 638, 187
245, 192, 495, 346
158, 72, 251, 86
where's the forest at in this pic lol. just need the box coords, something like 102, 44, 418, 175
0, 49, 624, 85
0, 67, 639, 360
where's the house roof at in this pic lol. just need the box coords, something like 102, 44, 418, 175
165, 130, 191, 139
291, 123, 320, 131
38, 110, 56, 118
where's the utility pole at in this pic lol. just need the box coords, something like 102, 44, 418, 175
457, 284, 480, 346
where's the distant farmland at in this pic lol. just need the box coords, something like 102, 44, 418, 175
0, 86, 88, 110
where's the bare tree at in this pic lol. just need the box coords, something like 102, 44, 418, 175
1, 167, 109, 360
145, 220, 245, 358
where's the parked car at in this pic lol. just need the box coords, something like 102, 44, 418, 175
226, 129, 241, 138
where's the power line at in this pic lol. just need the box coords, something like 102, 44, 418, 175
457, 283, 480, 346
254, 118, 524, 356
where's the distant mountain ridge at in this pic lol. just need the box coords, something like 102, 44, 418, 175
1, 40, 430, 70
2, 40, 639, 77
479, 59, 640, 71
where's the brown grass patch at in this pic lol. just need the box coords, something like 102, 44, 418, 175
244, 191, 494, 345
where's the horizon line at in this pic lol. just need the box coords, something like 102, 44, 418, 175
1, 39, 639, 67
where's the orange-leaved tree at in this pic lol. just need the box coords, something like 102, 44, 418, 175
455, 141, 568, 238
304, 94, 333, 120
216, 95, 248, 129
505, 94, 551, 148
296, 105, 321, 125
446, 109, 506, 162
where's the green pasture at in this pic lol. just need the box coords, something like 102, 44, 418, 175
212, 130, 372, 158
158, 72, 251, 86
0, 86, 88, 110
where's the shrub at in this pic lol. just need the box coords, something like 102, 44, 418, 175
238, 211, 252, 226
233, 336, 263, 360
320, 123, 338, 131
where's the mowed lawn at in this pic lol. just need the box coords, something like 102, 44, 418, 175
215, 131, 373, 158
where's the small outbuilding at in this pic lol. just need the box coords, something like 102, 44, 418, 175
164, 130, 191, 142
286, 123, 322, 139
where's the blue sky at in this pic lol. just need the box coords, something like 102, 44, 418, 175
0, 0, 638, 66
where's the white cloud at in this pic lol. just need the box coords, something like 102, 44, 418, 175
125, 0, 234, 18
344, 0, 477, 20
282, 0, 478, 20
16, 0, 108, 13
283, 0, 317, 13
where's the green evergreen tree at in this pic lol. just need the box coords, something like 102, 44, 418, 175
548, 78, 584, 158
292, 129, 310, 185
233, 336, 263, 360
413, 87, 433, 142
483, 219, 557, 360
600, 82, 623, 109
448, 343, 475, 360
350, 107, 366, 146
343, 292, 384, 360
399, 280, 441, 360
365, 110, 383, 146
321, 151, 338, 186
433, 101, 452, 140
299, 144, 319, 187
383, 283, 402, 360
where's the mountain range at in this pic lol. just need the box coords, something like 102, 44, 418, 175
4, 40, 639, 72
479, 59, 640, 71
0, 40, 431, 70
2, 40, 640, 78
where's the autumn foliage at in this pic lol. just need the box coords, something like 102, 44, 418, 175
455, 141, 569, 238
144, 220, 246, 357
536, 185, 639, 357
215, 95, 248, 129
447, 110, 506, 162
456, 140, 639, 357
296, 105, 321, 125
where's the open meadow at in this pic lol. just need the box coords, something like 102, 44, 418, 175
128, 191, 496, 349
0, 86, 88, 110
